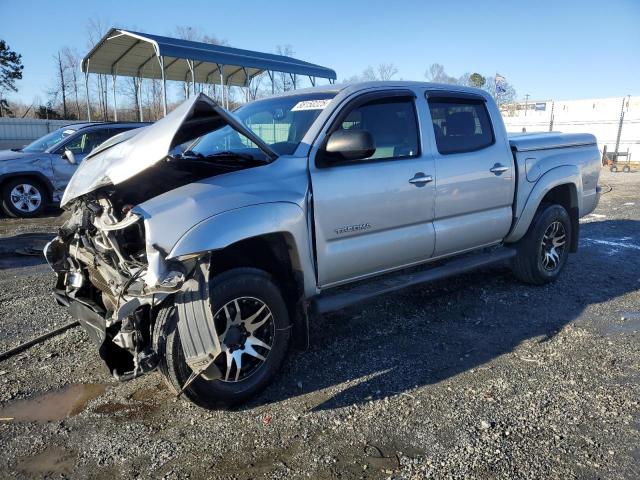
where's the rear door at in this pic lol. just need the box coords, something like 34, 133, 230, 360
425, 91, 515, 257
310, 89, 436, 287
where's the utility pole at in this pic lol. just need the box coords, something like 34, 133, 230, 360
524, 94, 530, 116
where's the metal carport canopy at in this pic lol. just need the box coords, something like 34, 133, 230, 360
82, 28, 337, 119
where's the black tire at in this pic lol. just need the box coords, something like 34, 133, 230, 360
153, 267, 291, 409
610, 165, 618, 173
622, 165, 631, 173
512, 204, 572, 285
1, 177, 48, 218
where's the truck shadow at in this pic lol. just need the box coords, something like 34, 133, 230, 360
247, 219, 640, 411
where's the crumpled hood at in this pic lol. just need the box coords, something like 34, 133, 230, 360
61, 93, 276, 207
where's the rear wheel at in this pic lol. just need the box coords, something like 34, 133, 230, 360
512, 204, 572, 285
1, 177, 48, 218
153, 268, 291, 408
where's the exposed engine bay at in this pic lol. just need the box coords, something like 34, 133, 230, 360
44, 91, 283, 382
46, 157, 256, 380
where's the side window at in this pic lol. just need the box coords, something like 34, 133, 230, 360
337, 97, 419, 161
427, 98, 494, 154
64, 130, 113, 155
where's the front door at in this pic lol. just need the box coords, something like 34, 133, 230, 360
310, 90, 436, 287
425, 92, 515, 257
51, 128, 116, 194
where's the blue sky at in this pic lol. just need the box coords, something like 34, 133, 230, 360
1, 0, 639, 103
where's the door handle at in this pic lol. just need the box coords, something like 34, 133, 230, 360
490, 163, 509, 175
409, 173, 433, 185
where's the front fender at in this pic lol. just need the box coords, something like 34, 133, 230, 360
505, 165, 581, 243
168, 202, 317, 297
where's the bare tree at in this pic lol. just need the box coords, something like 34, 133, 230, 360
375, 63, 398, 81
86, 19, 109, 120
274, 45, 295, 92
62, 47, 82, 118
54, 51, 69, 118
247, 73, 265, 101
344, 63, 399, 83
123, 77, 142, 121
457, 72, 471, 86
174, 25, 202, 41
425, 63, 458, 84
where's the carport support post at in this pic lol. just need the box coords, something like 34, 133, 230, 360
136, 77, 143, 121
219, 65, 226, 109
84, 67, 91, 121
187, 60, 195, 97
159, 56, 167, 116
111, 73, 118, 121
243, 68, 249, 103
268, 70, 275, 95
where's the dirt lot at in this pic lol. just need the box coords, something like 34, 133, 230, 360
0, 168, 638, 479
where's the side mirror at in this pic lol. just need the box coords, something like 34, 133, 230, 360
324, 129, 376, 163
62, 149, 76, 165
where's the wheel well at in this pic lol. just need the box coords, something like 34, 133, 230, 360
540, 184, 579, 252
209, 234, 308, 347
0, 173, 53, 201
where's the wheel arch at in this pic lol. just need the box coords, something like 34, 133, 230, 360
167, 202, 316, 349
505, 165, 581, 251
0, 171, 55, 201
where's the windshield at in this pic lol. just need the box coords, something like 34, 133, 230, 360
188, 92, 336, 159
21, 127, 77, 153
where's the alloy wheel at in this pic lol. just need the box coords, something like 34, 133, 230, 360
212, 296, 275, 383
10, 183, 42, 213
540, 220, 566, 271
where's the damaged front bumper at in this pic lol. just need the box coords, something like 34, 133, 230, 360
45, 198, 200, 381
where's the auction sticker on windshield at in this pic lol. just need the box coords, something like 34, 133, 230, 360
291, 99, 332, 111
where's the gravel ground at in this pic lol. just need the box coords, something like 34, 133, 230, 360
0, 167, 638, 479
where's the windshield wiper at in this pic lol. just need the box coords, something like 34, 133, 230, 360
181, 149, 204, 158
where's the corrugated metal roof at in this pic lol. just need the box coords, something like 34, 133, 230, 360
82, 28, 337, 86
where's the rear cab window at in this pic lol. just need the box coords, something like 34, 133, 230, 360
427, 95, 494, 154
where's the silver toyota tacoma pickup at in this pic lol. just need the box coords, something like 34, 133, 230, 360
46, 82, 601, 408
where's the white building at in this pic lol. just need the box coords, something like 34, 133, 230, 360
502, 95, 639, 164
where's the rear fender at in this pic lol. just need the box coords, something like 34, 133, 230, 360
505, 165, 581, 243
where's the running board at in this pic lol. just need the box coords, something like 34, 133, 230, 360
313, 247, 516, 314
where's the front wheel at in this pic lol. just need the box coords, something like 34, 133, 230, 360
153, 267, 291, 409
1, 177, 48, 218
512, 204, 572, 285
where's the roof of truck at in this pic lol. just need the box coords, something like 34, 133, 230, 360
266, 80, 491, 98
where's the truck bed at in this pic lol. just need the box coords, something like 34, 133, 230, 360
508, 132, 596, 152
